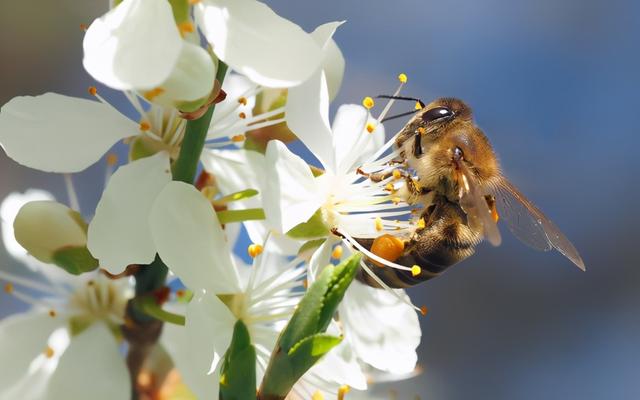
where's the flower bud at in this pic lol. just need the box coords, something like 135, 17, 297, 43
13, 201, 98, 274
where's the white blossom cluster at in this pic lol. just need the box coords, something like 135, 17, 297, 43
0, 0, 422, 398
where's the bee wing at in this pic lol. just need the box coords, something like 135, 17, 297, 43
457, 161, 502, 246
492, 178, 585, 270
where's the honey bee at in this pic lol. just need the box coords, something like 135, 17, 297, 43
356, 97, 585, 289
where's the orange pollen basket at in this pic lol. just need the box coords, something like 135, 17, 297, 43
370, 234, 405, 267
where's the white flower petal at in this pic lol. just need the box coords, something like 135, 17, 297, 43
1, 190, 54, 267
184, 292, 235, 399
201, 149, 300, 255
340, 282, 421, 374
209, 73, 257, 136
83, 0, 183, 90
264, 141, 324, 234
308, 236, 335, 282
195, 0, 323, 87
332, 104, 385, 174
88, 152, 171, 274
310, 22, 345, 101
47, 322, 130, 400
0, 311, 63, 395
153, 42, 216, 109
149, 181, 240, 293
285, 69, 334, 170
0, 93, 136, 173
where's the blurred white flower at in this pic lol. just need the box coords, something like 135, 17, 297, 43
0, 190, 133, 400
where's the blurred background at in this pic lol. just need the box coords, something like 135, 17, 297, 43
1, 0, 638, 399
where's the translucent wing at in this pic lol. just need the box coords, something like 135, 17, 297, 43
493, 178, 585, 270
457, 161, 502, 246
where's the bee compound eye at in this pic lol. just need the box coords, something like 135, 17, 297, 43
421, 106, 453, 124
453, 146, 464, 160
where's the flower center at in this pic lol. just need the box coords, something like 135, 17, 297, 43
69, 276, 130, 327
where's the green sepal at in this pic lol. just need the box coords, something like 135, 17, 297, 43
297, 239, 327, 257
216, 189, 259, 204
129, 136, 165, 162
286, 209, 329, 239
134, 295, 186, 326
168, 0, 190, 24
51, 246, 99, 275
217, 208, 266, 224
219, 320, 257, 400
287, 333, 342, 366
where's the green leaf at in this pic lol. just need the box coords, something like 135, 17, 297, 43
168, 0, 190, 24
286, 209, 329, 239
317, 253, 362, 331
216, 208, 265, 224
51, 246, 99, 275
278, 264, 333, 351
219, 320, 257, 400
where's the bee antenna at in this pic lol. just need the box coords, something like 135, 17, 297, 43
376, 95, 426, 109
380, 109, 421, 123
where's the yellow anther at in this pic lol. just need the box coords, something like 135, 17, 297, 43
238, 112, 247, 119
238, 96, 248, 106
231, 134, 246, 142
391, 197, 402, 204
3, 283, 13, 293
362, 96, 375, 109
87, 280, 95, 286
303, 279, 308, 289
366, 122, 376, 133
139, 121, 151, 131
48, 309, 57, 318
178, 21, 194, 37
331, 246, 343, 260
106, 153, 118, 166
143, 87, 165, 101
415, 101, 423, 110
420, 305, 428, 316
247, 244, 263, 258
338, 385, 351, 400
88, 86, 97, 96
201, 186, 217, 200
385, 183, 395, 192
312, 391, 324, 400
392, 169, 402, 180
398, 73, 408, 83
411, 265, 421, 277
219, 373, 227, 386
44, 346, 55, 359
176, 289, 186, 298
374, 217, 383, 231
418, 127, 426, 135
417, 218, 426, 229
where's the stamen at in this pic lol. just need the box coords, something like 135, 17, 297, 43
106, 153, 118, 166
331, 245, 343, 260
139, 121, 151, 131
358, 259, 420, 312
411, 265, 421, 276
374, 217, 383, 231
231, 134, 245, 142
338, 385, 350, 400
392, 169, 402, 180
415, 101, 424, 110
377, 75, 407, 122
420, 305, 428, 316
143, 87, 165, 102
177, 21, 194, 37
80, 23, 88, 31
385, 183, 395, 192
64, 173, 81, 212
4, 282, 13, 293
247, 244, 263, 258
398, 73, 408, 83
189, 0, 201, 4
366, 122, 376, 133
49, 309, 57, 317
238, 112, 247, 119
417, 218, 426, 229
88, 86, 97, 96
312, 391, 324, 400
362, 96, 375, 109
44, 346, 55, 358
